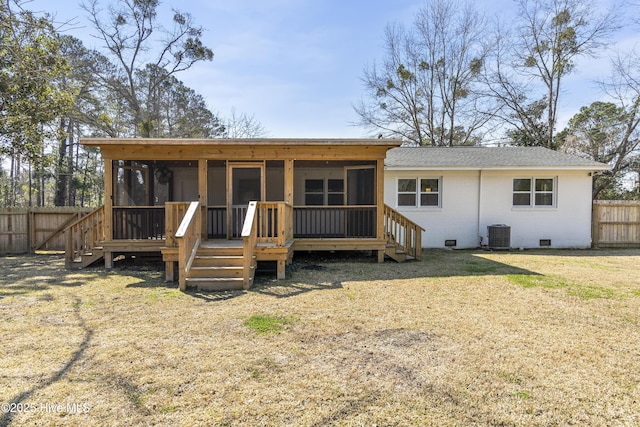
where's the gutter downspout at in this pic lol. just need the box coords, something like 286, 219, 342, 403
478, 169, 483, 247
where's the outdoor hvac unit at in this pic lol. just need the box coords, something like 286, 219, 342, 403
487, 224, 511, 249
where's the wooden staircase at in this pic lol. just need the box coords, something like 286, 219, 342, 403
184, 243, 256, 291
65, 206, 106, 269
383, 204, 424, 263
174, 201, 259, 292
385, 241, 409, 262
69, 247, 105, 269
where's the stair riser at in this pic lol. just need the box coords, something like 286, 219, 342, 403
73, 252, 104, 269
192, 257, 244, 267
196, 248, 244, 256
183, 243, 256, 291
188, 267, 243, 278
185, 279, 245, 291
384, 248, 406, 263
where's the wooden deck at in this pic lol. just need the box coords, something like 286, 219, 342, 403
161, 238, 294, 284
67, 201, 423, 292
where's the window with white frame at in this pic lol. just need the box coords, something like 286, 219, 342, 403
513, 178, 555, 207
397, 177, 441, 208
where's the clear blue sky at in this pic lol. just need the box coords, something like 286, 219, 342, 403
27, 0, 635, 139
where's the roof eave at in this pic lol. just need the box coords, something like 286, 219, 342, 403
384, 165, 612, 171
81, 137, 403, 147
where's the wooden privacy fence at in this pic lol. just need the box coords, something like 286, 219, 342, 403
592, 200, 640, 248
0, 208, 94, 254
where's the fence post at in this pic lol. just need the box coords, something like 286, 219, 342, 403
592, 202, 599, 248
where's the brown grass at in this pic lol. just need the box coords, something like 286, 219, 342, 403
1, 249, 640, 426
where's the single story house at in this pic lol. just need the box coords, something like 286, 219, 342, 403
66, 138, 424, 291
384, 146, 610, 249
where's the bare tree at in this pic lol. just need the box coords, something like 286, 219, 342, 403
82, 0, 213, 137
355, 0, 492, 146
223, 108, 268, 138
592, 49, 640, 198
487, 0, 619, 148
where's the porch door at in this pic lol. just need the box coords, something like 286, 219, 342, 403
345, 166, 376, 237
228, 163, 264, 238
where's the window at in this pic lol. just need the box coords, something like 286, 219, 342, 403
397, 177, 441, 208
420, 178, 439, 207
304, 179, 324, 205
305, 178, 344, 205
513, 178, 555, 207
327, 179, 344, 205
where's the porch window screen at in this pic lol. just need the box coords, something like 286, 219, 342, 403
114, 161, 149, 206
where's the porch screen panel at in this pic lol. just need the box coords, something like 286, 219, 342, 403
114, 161, 149, 206
346, 167, 376, 237
230, 167, 262, 238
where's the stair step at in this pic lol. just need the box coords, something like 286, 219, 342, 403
385, 246, 407, 263
185, 277, 245, 291
188, 266, 244, 278
192, 255, 245, 267
196, 247, 244, 256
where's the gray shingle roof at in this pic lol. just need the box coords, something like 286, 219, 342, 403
385, 146, 610, 170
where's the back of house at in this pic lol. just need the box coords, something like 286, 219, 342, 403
384, 146, 610, 249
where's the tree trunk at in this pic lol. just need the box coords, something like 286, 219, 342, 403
54, 118, 68, 206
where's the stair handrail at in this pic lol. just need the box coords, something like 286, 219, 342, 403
65, 205, 105, 268
175, 201, 201, 291
383, 204, 425, 260
241, 201, 258, 289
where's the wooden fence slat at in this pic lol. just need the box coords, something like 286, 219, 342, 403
0, 208, 94, 254
592, 200, 640, 248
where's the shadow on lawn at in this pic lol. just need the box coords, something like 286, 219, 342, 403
233, 250, 539, 300
283, 249, 539, 280
168, 250, 542, 301
0, 297, 92, 427
0, 254, 102, 299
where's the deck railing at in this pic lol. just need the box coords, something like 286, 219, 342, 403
65, 205, 105, 268
219, 202, 293, 244
256, 202, 293, 246
293, 206, 377, 238
383, 204, 424, 260
165, 202, 192, 248
175, 201, 201, 291
113, 206, 165, 240
241, 201, 258, 289
207, 206, 226, 238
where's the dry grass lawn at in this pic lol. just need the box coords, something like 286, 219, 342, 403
1, 249, 640, 426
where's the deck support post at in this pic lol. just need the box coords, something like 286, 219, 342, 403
377, 249, 385, 263
104, 251, 113, 268
277, 259, 286, 279
165, 261, 175, 282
